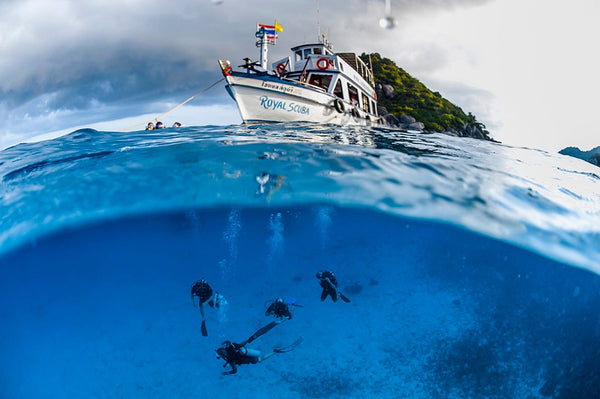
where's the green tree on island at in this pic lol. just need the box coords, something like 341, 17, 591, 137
361, 53, 491, 140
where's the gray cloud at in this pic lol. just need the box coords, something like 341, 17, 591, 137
0, 0, 491, 143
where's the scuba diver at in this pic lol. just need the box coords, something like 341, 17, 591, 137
191, 279, 225, 336
316, 270, 351, 303
265, 297, 298, 320
216, 321, 303, 375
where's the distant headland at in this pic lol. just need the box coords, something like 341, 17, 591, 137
559, 146, 600, 166
361, 53, 493, 141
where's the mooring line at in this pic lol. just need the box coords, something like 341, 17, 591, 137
120, 77, 226, 132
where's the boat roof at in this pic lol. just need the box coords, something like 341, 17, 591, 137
289, 43, 374, 87
290, 43, 334, 56
337, 53, 374, 87
290, 43, 329, 51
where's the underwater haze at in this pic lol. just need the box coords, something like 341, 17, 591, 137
1, 124, 600, 398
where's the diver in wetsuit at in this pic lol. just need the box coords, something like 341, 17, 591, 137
191, 279, 224, 336
265, 297, 293, 320
216, 322, 302, 375
316, 270, 350, 303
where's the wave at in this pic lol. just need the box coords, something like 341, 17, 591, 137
1, 123, 599, 273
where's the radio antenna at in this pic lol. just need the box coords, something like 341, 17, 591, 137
316, 0, 321, 38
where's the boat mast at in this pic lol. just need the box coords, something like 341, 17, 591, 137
256, 23, 280, 69
256, 28, 269, 69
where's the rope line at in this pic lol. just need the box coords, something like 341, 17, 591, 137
120, 77, 226, 132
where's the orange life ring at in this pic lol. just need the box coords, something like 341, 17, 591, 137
276, 62, 287, 75
316, 57, 329, 70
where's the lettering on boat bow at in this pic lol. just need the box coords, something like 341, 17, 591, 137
259, 96, 310, 115
261, 81, 296, 94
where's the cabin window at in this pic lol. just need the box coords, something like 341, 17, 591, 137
348, 83, 359, 106
313, 47, 322, 55
361, 92, 369, 112
370, 99, 377, 115
308, 74, 333, 91
295, 50, 302, 62
303, 48, 312, 58
333, 79, 343, 98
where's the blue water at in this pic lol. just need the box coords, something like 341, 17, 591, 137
1, 124, 600, 398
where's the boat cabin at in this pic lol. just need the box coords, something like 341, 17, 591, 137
271, 43, 378, 116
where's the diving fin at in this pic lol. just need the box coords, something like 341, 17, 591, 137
339, 292, 351, 303
242, 321, 279, 346
201, 320, 208, 336
274, 337, 303, 353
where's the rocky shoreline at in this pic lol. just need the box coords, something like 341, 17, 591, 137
375, 83, 492, 141
377, 105, 491, 141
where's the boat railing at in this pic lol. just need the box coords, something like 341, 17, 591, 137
279, 76, 328, 94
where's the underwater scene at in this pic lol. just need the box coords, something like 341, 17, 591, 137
1, 124, 600, 398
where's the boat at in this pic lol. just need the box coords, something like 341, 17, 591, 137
218, 23, 381, 125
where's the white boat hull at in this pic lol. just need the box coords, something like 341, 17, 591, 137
225, 73, 377, 126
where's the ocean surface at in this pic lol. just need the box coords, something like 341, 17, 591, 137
1, 123, 599, 398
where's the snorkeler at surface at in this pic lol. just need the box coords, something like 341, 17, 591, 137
191, 279, 225, 336
316, 270, 350, 303
265, 297, 294, 320
216, 321, 303, 375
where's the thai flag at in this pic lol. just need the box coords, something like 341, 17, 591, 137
257, 23, 277, 40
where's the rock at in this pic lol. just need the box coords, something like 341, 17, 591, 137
408, 122, 425, 131
377, 106, 389, 116
461, 124, 485, 139
382, 84, 394, 98
441, 128, 460, 137
400, 114, 416, 124
384, 113, 400, 126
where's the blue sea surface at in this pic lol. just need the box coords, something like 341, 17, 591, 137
1, 124, 600, 398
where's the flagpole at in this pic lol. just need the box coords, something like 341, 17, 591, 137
260, 29, 268, 69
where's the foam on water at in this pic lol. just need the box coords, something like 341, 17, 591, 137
1, 123, 599, 274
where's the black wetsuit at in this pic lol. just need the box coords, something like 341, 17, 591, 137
217, 342, 260, 375
191, 280, 215, 336
191, 280, 213, 306
317, 271, 338, 302
265, 301, 292, 320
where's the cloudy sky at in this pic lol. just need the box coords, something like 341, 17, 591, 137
1, 0, 598, 152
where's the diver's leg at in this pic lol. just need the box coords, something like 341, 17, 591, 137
331, 289, 338, 302
200, 305, 208, 336
258, 351, 277, 362
222, 365, 237, 375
